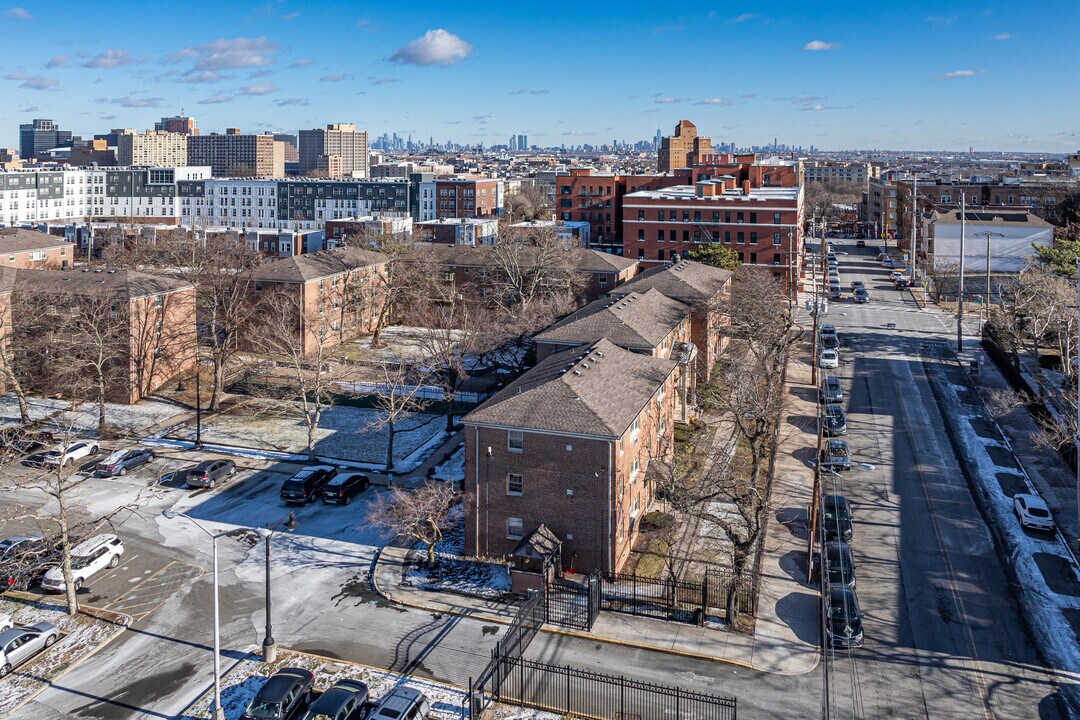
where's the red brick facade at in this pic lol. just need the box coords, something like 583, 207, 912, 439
434, 178, 502, 219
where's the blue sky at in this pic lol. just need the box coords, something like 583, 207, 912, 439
0, 1, 1076, 152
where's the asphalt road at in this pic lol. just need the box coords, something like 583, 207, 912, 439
6, 239, 1068, 720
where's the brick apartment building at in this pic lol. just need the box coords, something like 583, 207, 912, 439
249, 247, 389, 354
0, 228, 72, 269
7, 268, 196, 403
417, 244, 639, 303
621, 178, 803, 288
610, 260, 732, 382
434, 177, 503, 219
463, 338, 678, 573
658, 120, 714, 173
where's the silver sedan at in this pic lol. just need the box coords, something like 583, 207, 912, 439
0, 621, 59, 677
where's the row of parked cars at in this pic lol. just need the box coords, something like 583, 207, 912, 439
813, 327, 863, 649
2, 532, 125, 594
241, 667, 430, 720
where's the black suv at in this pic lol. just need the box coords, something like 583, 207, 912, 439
1, 534, 61, 592
281, 465, 337, 504
242, 667, 314, 720
822, 495, 853, 542
322, 473, 369, 505
823, 404, 847, 437
814, 541, 856, 589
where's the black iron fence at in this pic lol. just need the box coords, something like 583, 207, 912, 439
544, 572, 600, 631
483, 652, 737, 720
599, 569, 753, 625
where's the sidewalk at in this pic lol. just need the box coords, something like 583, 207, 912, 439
371, 351, 822, 675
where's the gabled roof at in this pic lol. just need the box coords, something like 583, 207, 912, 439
610, 260, 731, 304
0, 228, 69, 254
464, 338, 676, 439
534, 288, 690, 351
13, 268, 193, 299
251, 247, 389, 283
418, 244, 638, 274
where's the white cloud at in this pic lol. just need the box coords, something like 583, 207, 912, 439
727, 13, 756, 24
390, 29, 472, 66
82, 49, 131, 69
803, 40, 839, 51
654, 97, 680, 104
45, 55, 68, 68
275, 98, 308, 107
240, 83, 276, 95
697, 97, 731, 106
319, 74, 349, 82
98, 95, 163, 108
197, 95, 233, 104
5, 71, 56, 89
282, 12, 299, 20
17, 105, 37, 112
169, 37, 278, 71
938, 69, 976, 79
3, 7, 30, 20
177, 70, 228, 84
993, 32, 1012, 40
800, 103, 835, 111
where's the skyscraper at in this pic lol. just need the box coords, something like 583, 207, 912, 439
298, 123, 369, 178
154, 113, 198, 135
19, 119, 72, 159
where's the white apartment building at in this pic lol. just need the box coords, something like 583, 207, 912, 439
117, 131, 189, 167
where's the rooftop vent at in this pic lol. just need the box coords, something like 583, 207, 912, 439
573, 370, 582, 376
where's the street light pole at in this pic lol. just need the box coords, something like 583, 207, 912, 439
957, 195, 966, 352
1075, 258, 1079, 552
161, 510, 226, 720
194, 366, 203, 450
259, 512, 298, 663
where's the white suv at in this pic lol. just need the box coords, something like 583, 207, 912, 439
40, 534, 123, 593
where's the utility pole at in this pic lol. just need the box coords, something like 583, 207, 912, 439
910, 176, 918, 282
810, 219, 819, 386
957, 194, 966, 352
1075, 258, 1079, 552
985, 230, 993, 321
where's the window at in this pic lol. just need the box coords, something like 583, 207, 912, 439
682, 210, 689, 222
773, 233, 782, 245
773, 212, 782, 224
507, 517, 524, 539
750, 212, 757, 224
737, 212, 744, 223
507, 473, 523, 496
737, 232, 744, 245
657, 229, 664, 242
638, 229, 645, 241
724, 231, 731, 244
637, 249, 645, 260
638, 209, 645, 221
749, 232, 757, 244
693, 211, 701, 222
724, 211, 731, 223
507, 429, 523, 452
657, 210, 664, 221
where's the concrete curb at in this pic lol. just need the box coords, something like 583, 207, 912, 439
370, 547, 765, 671
0, 598, 132, 720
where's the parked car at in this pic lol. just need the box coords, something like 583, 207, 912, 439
181, 459, 236, 489
853, 288, 871, 303
371, 687, 431, 720
816, 541, 856, 589
95, 448, 155, 477
281, 465, 337, 504
322, 473, 370, 505
0, 428, 54, 464
40, 534, 123, 593
894, 276, 912, 288
823, 404, 847, 437
1, 534, 61, 592
0, 622, 58, 677
824, 586, 863, 648
889, 270, 905, 282
299, 679, 369, 720
0, 614, 11, 633
856, 239, 866, 247
820, 323, 837, 337
821, 375, 844, 404
40, 440, 99, 468
823, 494, 853, 541
819, 439, 851, 471
241, 667, 314, 720
882, 257, 895, 268
818, 349, 839, 369
851, 280, 865, 291
820, 334, 839, 351
1013, 493, 1055, 531
876, 251, 889, 261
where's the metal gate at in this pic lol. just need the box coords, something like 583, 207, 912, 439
544, 572, 600, 631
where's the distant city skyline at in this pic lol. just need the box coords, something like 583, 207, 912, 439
0, 1, 1076, 153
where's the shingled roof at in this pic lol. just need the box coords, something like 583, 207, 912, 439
534, 288, 690, 351
464, 338, 676, 439
0, 228, 69, 254
13, 268, 193, 299
610, 260, 731, 304
251, 247, 389, 283
418, 244, 638, 274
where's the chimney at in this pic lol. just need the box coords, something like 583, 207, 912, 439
741, 180, 751, 196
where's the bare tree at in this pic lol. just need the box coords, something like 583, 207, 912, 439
248, 289, 343, 461
368, 481, 458, 566
504, 184, 553, 222
365, 363, 433, 472
367, 234, 434, 349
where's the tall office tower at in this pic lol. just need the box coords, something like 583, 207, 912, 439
19, 119, 72, 159
298, 123, 370, 178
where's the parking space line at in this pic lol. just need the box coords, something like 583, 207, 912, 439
92, 552, 140, 586
103, 560, 204, 621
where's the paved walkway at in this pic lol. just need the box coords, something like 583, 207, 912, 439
371, 348, 822, 675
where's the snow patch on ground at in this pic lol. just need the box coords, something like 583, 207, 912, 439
0, 395, 185, 437
166, 404, 446, 471
431, 444, 465, 481
0, 595, 128, 718
406, 505, 511, 600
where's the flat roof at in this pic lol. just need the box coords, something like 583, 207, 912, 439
625, 184, 800, 201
